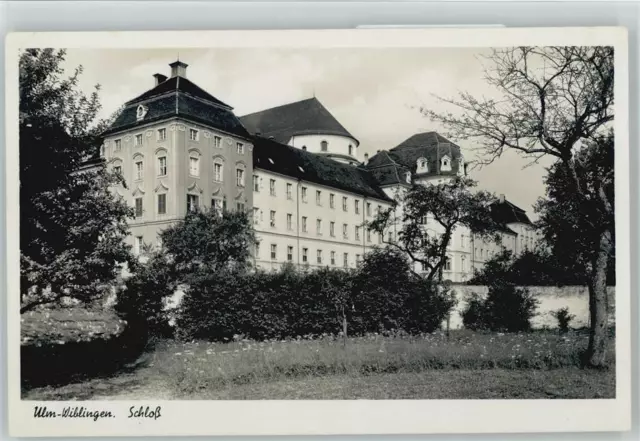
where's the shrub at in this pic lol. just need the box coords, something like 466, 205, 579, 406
552, 307, 575, 333
461, 283, 538, 332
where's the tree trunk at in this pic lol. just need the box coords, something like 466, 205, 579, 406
586, 228, 612, 368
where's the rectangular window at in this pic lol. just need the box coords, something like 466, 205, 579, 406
270, 210, 276, 227
378, 233, 383, 244
366, 202, 371, 216
157, 128, 166, 141
189, 157, 200, 176
330, 251, 336, 265
270, 244, 277, 260
377, 205, 381, 214
444, 257, 451, 271
187, 194, 199, 212
461, 256, 467, 272
367, 228, 371, 242
212, 198, 223, 212
114, 139, 122, 151
342, 197, 348, 211
113, 165, 122, 175
214, 162, 223, 182
343, 223, 348, 239
236, 202, 244, 212
237, 142, 244, 154
213, 136, 222, 148
356, 254, 361, 264
355, 226, 360, 241
388, 232, 393, 243
134, 236, 143, 255
255, 242, 260, 259
270, 179, 276, 196
301, 186, 307, 203
286, 183, 293, 200
135, 197, 143, 218
355, 200, 360, 214
157, 156, 167, 176
157, 194, 166, 215
317, 250, 323, 264
253, 175, 259, 192
287, 246, 293, 262
135, 161, 143, 180
287, 213, 293, 230
343, 253, 348, 268
330, 222, 335, 237
253, 207, 260, 224
330, 193, 335, 208
316, 190, 321, 205
302, 216, 307, 233
316, 218, 322, 235
189, 129, 198, 141
135, 134, 143, 146
236, 168, 245, 187
302, 248, 308, 263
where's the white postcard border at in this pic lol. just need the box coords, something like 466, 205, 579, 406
5, 27, 631, 437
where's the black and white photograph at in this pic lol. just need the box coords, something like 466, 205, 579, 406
5, 28, 630, 436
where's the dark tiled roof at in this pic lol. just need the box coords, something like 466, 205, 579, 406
252, 136, 391, 202
103, 79, 250, 138
125, 76, 231, 109
490, 200, 533, 226
239, 97, 358, 145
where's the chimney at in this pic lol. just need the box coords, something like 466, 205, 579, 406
499, 194, 505, 203
169, 60, 188, 78
153, 73, 168, 86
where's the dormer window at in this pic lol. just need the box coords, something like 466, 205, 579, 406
405, 172, 411, 184
417, 157, 429, 173
440, 155, 452, 172
136, 105, 148, 121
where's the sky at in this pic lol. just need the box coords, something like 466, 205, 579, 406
63, 47, 557, 219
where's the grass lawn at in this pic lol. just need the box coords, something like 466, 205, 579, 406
23, 330, 615, 400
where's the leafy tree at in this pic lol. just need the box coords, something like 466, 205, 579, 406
368, 177, 500, 282
462, 283, 538, 332
20, 49, 134, 313
159, 207, 256, 278
426, 47, 614, 367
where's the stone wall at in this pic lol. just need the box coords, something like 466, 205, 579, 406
446, 285, 616, 330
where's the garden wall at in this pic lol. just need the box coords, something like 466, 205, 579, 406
446, 285, 616, 330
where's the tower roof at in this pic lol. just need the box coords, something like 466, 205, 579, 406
239, 97, 358, 145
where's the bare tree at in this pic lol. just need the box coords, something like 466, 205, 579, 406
425, 46, 614, 367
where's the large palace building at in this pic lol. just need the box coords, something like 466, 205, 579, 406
101, 61, 538, 282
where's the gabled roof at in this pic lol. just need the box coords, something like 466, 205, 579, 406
490, 199, 534, 226
103, 77, 250, 138
239, 97, 358, 145
252, 136, 391, 202
125, 75, 232, 109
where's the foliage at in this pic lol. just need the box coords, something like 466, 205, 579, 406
426, 46, 615, 367
175, 248, 454, 341
160, 207, 255, 277
535, 134, 615, 284
552, 308, 576, 334
462, 283, 538, 332
114, 254, 176, 338
468, 248, 615, 286
20, 48, 134, 313
367, 177, 500, 281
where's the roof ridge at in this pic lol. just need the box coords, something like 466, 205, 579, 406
240, 96, 317, 118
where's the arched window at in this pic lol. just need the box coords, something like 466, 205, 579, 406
213, 156, 224, 182
302, 145, 307, 151
417, 157, 428, 173
348, 144, 353, 156
440, 155, 452, 172
320, 140, 328, 152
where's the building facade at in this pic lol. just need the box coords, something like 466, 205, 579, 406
102, 61, 539, 281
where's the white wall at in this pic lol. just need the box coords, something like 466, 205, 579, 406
289, 134, 359, 164
445, 285, 616, 329
252, 168, 392, 270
